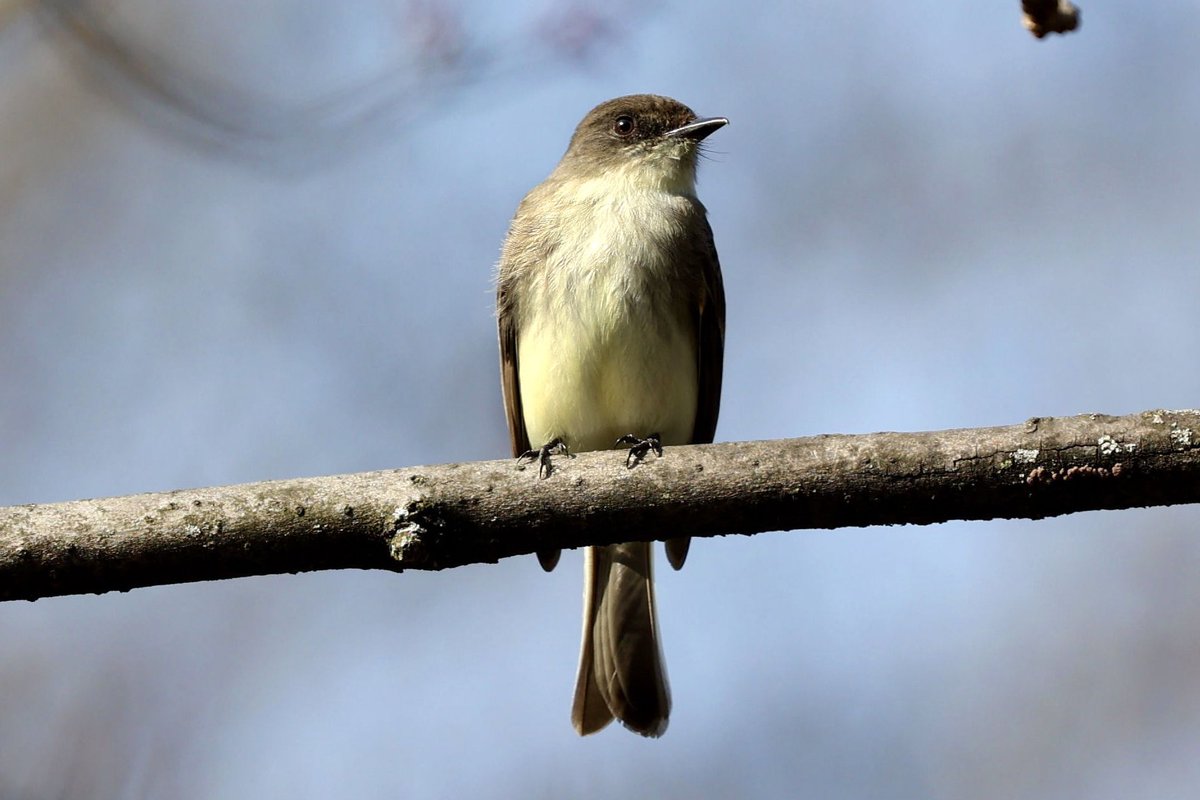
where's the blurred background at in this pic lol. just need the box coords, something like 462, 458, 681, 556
2, 1, 1199, 797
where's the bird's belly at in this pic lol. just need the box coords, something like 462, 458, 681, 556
517, 309, 698, 453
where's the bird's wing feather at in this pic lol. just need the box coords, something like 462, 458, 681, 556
666, 209, 725, 571
690, 212, 725, 446
497, 295, 530, 458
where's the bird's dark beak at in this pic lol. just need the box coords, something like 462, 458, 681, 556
665, 116, 729, 142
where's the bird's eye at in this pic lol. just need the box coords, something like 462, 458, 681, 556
612, 115, 636, 137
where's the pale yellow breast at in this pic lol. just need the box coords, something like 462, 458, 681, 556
516, 180, 699, 453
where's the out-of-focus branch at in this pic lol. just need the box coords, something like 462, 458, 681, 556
2, 408, 1198, 602
1022, 0, 1080, 38
28, 0, 653, 170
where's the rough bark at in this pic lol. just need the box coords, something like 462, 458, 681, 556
2, 409, 1198, 602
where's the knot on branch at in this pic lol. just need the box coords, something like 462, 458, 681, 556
388, 501, 431, 567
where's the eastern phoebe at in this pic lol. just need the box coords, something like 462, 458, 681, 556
496, 94, 726, 737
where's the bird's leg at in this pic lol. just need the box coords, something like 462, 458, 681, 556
518, 437, 570, 479
614, 432, 663, 469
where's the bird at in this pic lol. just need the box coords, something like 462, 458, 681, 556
496, 94, 726, 736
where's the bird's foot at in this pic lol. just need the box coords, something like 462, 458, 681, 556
615, 432, 663, 469
517, 437, 570, 479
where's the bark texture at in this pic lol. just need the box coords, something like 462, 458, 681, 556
2, 409, 1198, 602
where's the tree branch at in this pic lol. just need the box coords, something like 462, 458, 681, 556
2, 408, 1198, 602
1022, 0, 1080, 38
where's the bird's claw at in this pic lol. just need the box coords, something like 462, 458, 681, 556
518, 437, 570, 478
615, 432, 663, 468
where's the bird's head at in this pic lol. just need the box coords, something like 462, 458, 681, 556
559, 94, 728, 193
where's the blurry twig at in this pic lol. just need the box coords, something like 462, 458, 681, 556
1022, 0, 1080, 38
0, 0, 30, 29
2, 408, 1199, 602
27, 0, 653, 172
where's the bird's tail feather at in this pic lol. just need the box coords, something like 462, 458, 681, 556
571, 541, 671, 737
